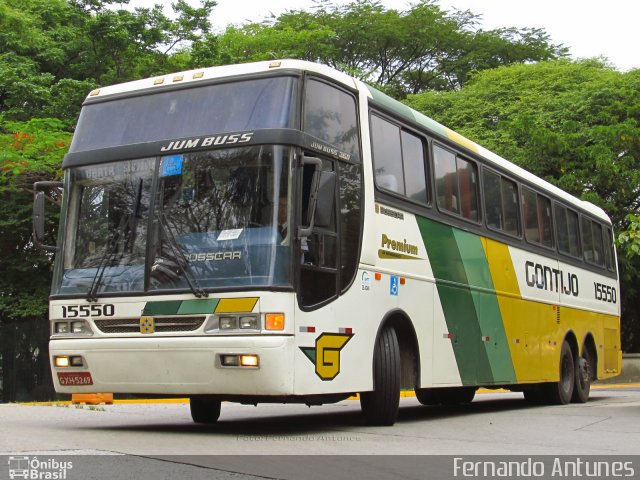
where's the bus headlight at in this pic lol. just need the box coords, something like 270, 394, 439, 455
219, 316, 237, 330
71, 320, 89, 334
53, 320, 93, 336
55, 322, 70, 334
239, 315, 259, 330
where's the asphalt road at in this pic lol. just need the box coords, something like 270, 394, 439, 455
1, 387, 639, 479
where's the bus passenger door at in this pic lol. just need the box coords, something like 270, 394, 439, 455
297, 156, 339, 309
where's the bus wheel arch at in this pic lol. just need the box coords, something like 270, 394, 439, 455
360, 310, 420, 426
382, 310, 420, 389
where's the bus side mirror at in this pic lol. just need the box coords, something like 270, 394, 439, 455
33, 181, 62, 252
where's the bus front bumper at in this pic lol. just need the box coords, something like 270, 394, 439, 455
50, 335, 295, 396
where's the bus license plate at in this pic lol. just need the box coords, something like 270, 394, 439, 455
58, 372, 94, 386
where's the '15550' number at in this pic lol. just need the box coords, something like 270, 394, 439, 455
61, 304, 115, 318
594, 283, 617, 303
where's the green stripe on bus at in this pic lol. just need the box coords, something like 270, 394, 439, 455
143, 300, 183, 315
452, 230, 517, 384
177, 298, 219, 314
416, 217, 494, 385
143, 299, 220, 315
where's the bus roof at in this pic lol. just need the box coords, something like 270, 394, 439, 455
85, 59, 610, 223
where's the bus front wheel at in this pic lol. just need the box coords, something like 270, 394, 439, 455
190, 396, 221, 424
360, 326, 401, 426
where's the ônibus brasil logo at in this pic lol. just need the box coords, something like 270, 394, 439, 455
7, 456, 73, 479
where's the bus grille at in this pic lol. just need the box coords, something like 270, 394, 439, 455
94, 316, 206, 334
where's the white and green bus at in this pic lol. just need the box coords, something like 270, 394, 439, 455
34, 60, 621, 425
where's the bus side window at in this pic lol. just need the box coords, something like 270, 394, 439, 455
370, 114, 428, 205
434, 143, 478, 221
604, 226, 616, 270
556, 204, 581, 257
303, 78, 360, 160
582, 216, 595, 263
434, 144, 459, 214
592, 221, 605, 266
401, 131, 427, 204
522, 187, 553, 248
371, 115, 403, 195
484, 170, 503, 230
581, 216, 606, 266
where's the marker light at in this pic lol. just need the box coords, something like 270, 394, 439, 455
240, 355, 259, 367
54, 356, 70, 368
265, 313, 285, 331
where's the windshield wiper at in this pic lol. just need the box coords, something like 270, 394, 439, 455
87, 179, 144, 302
154, 211, 208, 298
86, 222, 124, 302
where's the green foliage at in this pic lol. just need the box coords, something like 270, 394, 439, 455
618, 214, 640, 259
198, 0, 566, 97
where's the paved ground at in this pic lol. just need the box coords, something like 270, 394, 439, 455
1, 386, 638, 479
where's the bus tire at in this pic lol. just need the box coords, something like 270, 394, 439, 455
544, 340, 575, 405
360, 326, 401, 426
190, 397, 221, 424
572, 348, 592, 403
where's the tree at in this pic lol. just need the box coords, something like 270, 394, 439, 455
194, 0, 566, 97
405, 59, 640, 350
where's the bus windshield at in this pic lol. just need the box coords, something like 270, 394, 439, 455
54, 146, 293, 296
69, 76, 298, 152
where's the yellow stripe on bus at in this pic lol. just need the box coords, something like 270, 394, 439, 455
482, 238, 558, 383
214, 297, 259, 313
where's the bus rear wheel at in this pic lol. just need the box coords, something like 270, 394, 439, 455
360, 326, 400, 426
190, 396, 221, 424
572, 347, 593, 403
543, 340, 575, 405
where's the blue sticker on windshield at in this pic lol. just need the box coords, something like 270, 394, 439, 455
161, 155, 184, 177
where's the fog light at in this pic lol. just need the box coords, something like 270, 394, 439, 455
54, 356, 70, 368
55, 322, 70, 334
221, 354, 239, 366
219, 316, 237, 330
265, 313, 284, 330
240, 355, 259, 367
70, 356, 84, 367
239, 315, 258, 329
